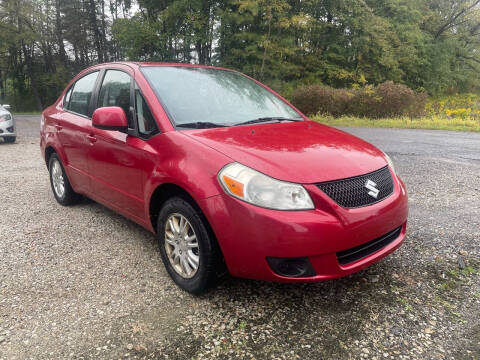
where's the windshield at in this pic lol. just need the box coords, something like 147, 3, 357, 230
141, 66, 302, 127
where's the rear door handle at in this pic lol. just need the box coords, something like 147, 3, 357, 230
86, 134, 97, 144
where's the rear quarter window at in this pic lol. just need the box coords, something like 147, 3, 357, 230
69, 71, 99, 117
63, 86, 73, 109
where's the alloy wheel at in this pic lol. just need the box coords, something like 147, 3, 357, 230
51, 159, 65, 198
164, 213, 200, 278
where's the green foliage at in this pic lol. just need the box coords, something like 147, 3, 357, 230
3, 0, 480, 111
4, 80, 38, 112
109, 0, 480, 96
0, 0, 131, 111
291, 82, 427, 118
312, 113, 480, 132
312, 92, 480, 132
112, 17, 160, 61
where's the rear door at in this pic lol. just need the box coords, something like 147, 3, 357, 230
87, 67, 151, 221
57, 71, 100, 194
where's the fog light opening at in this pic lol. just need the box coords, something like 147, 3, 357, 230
266, 257, 316, 278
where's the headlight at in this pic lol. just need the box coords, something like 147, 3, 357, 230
0, 114, 12, 122
218, 163, 314, 210
384, 152, 396, 174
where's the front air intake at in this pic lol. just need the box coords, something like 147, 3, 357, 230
336, 226, 402, 265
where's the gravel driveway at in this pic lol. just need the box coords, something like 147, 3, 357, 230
1, 116, 479, 359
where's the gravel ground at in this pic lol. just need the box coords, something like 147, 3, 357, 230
0, 118, 479, 359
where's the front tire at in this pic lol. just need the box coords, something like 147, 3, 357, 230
157, 197, 220, 294
48, 153, 81, 206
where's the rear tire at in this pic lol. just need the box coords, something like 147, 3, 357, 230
48, 153, 81, 206
3, 136, 15, 143
157, 197, 221, 294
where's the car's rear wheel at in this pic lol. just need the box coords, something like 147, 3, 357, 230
3, 136, 15, 143
48, 153, 81, 206
157, 197, 220, 294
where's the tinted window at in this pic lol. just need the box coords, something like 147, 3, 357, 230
135, 86, 158, 137
98, 70, 131, 126
69, 71, 99, 117
141, 67, 301, 127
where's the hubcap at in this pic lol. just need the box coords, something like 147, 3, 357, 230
51, 160, 65, 198
164, 213, 199, 279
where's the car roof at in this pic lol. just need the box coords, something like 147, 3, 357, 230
87, 61, 234, 72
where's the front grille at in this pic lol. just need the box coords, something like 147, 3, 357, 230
316, 166, 394, 208
337, 226, 402, 265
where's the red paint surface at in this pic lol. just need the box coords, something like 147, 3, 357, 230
92, 106, 128, 129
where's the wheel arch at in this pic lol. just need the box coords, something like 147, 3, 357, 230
149, 182, 203, 233
149, 182, 227, 275
44, 143, 70, 170
44, 145, 57, 167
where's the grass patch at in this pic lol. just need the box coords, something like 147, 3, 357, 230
311, 114, 480, 132
398, 297, 413, 312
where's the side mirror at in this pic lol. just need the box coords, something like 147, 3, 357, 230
92, 107, 128, 132
2, 104, 11, 111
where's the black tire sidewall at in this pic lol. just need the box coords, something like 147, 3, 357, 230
157, 197, 217, 294
48, 153, 79, 206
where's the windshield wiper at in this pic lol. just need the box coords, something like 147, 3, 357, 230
234, 117, 303, 126
176, 122, 227, 129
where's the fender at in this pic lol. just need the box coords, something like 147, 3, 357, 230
42, 127, 68, 168
143, 131, 233, 231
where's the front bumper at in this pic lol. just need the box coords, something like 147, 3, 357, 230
200, 170, 408, 282
0, 119, 16, 137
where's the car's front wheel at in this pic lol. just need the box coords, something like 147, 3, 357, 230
48, 153, 81, 205
157, 197, 221, 294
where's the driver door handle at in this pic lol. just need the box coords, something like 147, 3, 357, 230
86, 134, 97, 144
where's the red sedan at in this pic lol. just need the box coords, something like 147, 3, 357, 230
40, 62, 408, 294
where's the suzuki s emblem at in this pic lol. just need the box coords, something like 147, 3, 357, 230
365, 179, 379, 199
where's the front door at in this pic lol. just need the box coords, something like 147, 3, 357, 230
87, 69, 146, 221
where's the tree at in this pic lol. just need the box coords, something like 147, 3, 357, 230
2, 0, 480, 111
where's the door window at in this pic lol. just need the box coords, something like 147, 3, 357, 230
69, 71, 99, 117
98, 70, 132, 126
135, 86, 158, 137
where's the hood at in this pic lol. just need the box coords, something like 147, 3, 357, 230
0, 107, 9, 116
183, 121, 388, 183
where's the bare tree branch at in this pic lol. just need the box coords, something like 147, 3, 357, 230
435, 0, 480, 39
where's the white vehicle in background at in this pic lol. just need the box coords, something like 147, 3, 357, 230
0, 104, 16, 143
